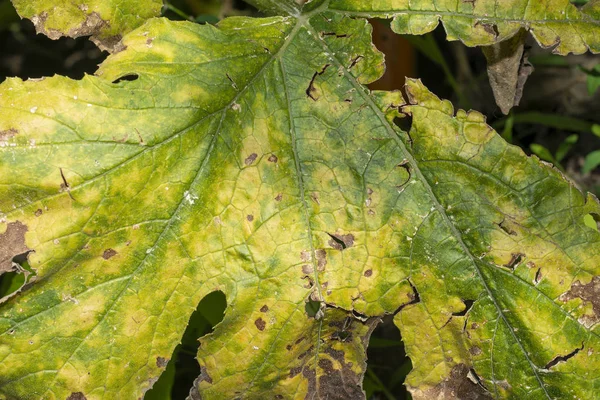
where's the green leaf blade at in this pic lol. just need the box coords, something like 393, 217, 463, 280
0, 7, 599, 400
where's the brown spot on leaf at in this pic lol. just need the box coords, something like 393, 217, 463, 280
327, 233, 354, 250
306, 64, 330, 101
560, 276, 600, 327
275, 193, 283, 202
289, 366, 302, 378
315, 249, 327, 271
497, 219, 517, 236
66, 393, 87, 400
503, 253, 523, 270
244, 153, 258, 166
246, 214, 254, 222
197, 366, 213, 384
300, 250, 311, 262
301, 315, 379, 399
470, 346, 482, 356
304, 347, 364, 398
260, 305, 269, 312
302, 264, 314, 274
156, 357, 168, 367
476, 21, 499, 37
408, 364, 491, 400
34, 209, 43, 217
268, 154, 278, 163
255, 317, 266, 331
0, 128, 17, 142
348, 55, 363, 69
102, 249, 117, 260
364, 269, 372, 277
534, 268, 542, 285
310, 192, 320, 205
297, 345, 314, 360
0, 221, 30, 274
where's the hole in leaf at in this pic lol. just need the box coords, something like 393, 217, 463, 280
327, 233, 347, 250
497, 219, 517, 236
305, 299, 322, 318
394, 115, 412, 136
534, 268, 542, 285
0, 257, 35, 299
365, 315, 411, 399
112, 74, 139, 84
452, 299, 475, 317
544, 343, 583, 369
503, 253, 524, 270
145, 291, 226, 400
0, 270, 25, 298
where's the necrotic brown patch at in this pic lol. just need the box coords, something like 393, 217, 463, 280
102, 249, 117, 260
156, 356, 168, 367
66, 393, 87, 400
255, 317, 266, 331
0, 221, 30, 274
244, 153, 258, 165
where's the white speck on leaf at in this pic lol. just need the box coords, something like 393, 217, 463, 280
184, 191, 198, 205
30, 107, 37, 113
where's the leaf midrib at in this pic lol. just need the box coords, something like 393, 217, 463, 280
301, 17, 553, 399
1, 16, 307, 397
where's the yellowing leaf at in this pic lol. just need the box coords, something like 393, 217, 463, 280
328, 0, 600, 54
11, 0, 163, 51
0, 3, 599, 400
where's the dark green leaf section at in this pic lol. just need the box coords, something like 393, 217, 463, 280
399, 81, 600, 399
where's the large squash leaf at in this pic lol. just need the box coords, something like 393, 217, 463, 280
326, 0, 600, 54
1, 2, 599, 400
10, 0, 163, 51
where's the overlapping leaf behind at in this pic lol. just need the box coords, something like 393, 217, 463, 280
0, 0, 599, 399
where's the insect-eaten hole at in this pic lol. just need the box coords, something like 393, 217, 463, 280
452, 299, 475, 317
145, 291, 226, 400
0, 252, 35, 299
394, 115, 412, 136
112, 74, 139, 84
503, 253, 524, 270
305, 299, 323, 319
544, 343, 583, 370
366, 314, 412, 399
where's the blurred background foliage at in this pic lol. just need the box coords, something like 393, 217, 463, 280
0, 0, 598, 398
